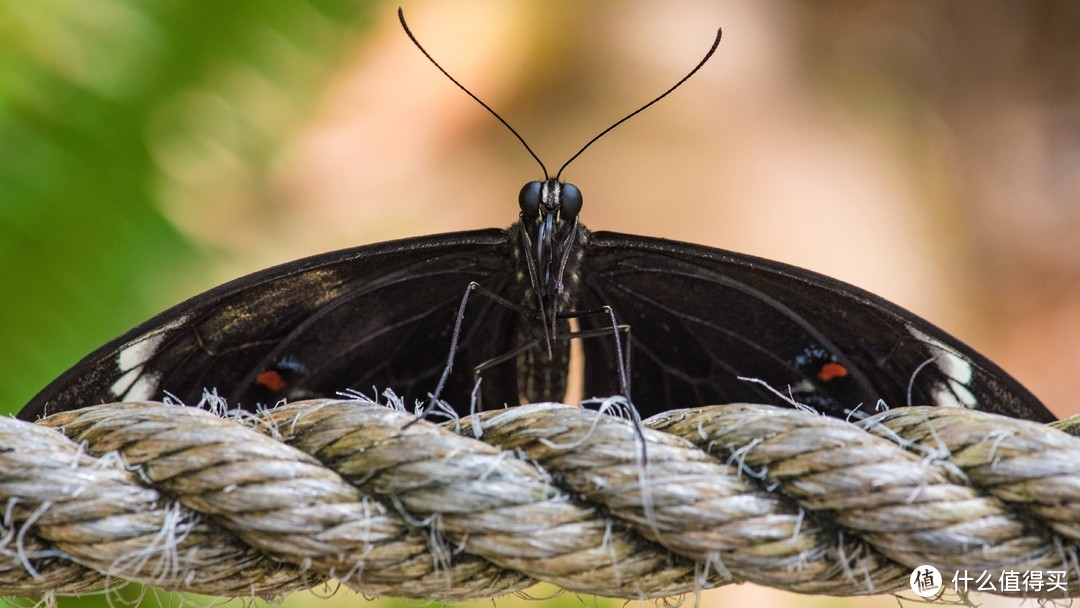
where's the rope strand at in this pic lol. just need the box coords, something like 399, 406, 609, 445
3, 400, 1078, 601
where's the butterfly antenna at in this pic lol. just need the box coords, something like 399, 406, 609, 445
555, 27, 722, 180
398, 7, 549, 179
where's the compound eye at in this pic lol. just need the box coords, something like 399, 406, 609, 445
559, 183, 582, 220
518, 181, 542, 217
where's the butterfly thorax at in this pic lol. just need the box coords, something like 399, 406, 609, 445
510, 178, 588, 402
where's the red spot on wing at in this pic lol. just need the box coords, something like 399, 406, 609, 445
818, 362, 849, 382
256, 370, 287, 393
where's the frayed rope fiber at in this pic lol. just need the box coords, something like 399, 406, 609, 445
2, 400, 1080, 601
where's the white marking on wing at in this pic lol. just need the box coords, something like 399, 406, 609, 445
907, 326, 977, 409
109, 315, 189, 399
118, 333, 167, 371
124, 371, 163, 401
110, 367, 141, 397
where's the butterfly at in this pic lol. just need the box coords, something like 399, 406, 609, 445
17, 10, 1056, 425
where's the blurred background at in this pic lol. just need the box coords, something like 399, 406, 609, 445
1, 1, 1078, 607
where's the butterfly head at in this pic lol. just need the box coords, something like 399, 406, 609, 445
517, 178, 584, 302
518, 178, 582, 224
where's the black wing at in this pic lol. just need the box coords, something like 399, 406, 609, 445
20, 229, 521, 421
577, 231, 1055, 422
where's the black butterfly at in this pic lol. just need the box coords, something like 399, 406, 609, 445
18, 11, 1055, 425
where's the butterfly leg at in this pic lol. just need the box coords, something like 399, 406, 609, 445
414, 281, 539, 423
557, 306, 632, 402
553, 310, 651, 464
464, 316, 633, 414
467, 335, 546, 414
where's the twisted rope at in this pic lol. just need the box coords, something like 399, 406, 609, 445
2, 400, 1079, 602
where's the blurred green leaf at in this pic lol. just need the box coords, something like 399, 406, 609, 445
0, 2, 373, 602
0, 0, 371, 419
